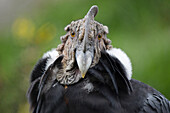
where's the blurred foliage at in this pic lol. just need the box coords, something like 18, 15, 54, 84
0, 0, 170, 113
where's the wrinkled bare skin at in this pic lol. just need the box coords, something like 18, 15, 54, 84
55, 7, 113, 85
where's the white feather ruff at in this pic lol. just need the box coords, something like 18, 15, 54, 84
42, 48, 59, 70
106, 48, 132, 80
42, 48, 132, 80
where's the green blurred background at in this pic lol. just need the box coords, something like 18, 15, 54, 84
0, 0, 169, 113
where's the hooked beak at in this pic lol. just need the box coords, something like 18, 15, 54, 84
76, 51, 93, 78
75, 5, 98, 78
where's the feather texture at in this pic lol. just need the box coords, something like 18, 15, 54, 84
27, 50, 170, 113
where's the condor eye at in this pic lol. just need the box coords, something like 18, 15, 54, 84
71, 32, 75, 37
98, 34, 102, 40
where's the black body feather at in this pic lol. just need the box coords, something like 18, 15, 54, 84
27, 51, 170, 113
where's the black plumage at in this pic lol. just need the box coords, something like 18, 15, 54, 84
27, 51, 170, 113
27, 5, 170, 113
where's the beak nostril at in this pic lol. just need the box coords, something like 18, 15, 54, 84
83, 44, 86, 53
83, 49, 86, 53
83, 40, 87, 53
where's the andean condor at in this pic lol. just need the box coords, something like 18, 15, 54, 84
27, 5, 170, 113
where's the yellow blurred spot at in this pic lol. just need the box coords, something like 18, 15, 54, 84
35, 23, 56, 44
65, 85, 68, 89
12, 18, 35, 42
82, 73, 85, 78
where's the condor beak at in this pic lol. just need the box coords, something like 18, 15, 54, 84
75, 5, 98, 78
76, 50, 93, 78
